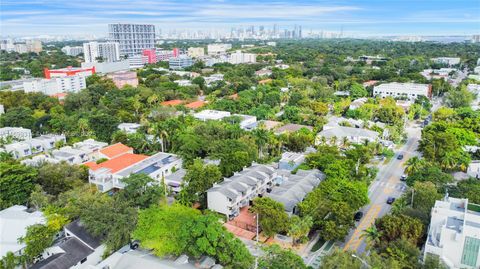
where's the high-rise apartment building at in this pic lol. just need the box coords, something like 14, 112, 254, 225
62, 46, 84, 56
25, 40, 42, 53
83, 42, 120, 63
108, 23, 156, 56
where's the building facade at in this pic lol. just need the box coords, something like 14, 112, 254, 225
169, 56, 194, 70
108, 23, 156, 56
107, 71, 139, 88
229, 51, 256, 64
83, 41, 120, 63
23, 75, 86, 95
187, 47, 205, 58
44, 66, 95, 79
207, 164, 277, 218
424, 197, 480, 269
86, 151, 182, 193
373, 82, 431, 100
61, 46, 84, 56
207, 43, 232, 55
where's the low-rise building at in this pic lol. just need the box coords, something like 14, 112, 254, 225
315, 126, 379, 146
0, 205, 45, 258
266, 169, 324, 215
32, 219, 105, 269
274, 123, 313, 135
194, 110, 231, 121
52, 146, 90, 165
44, 66, 95, 79
373, 82, 431, 100
0, 127, 32, 141
128, 54, 149, 69
169, 56, 194, 70
432, 57, 461, 66
107, 71, 139, 88
61, 46, 83, 56
81, 60, 130, 74
187, 47, 205, 58
72, 139, 108, 161
255, 69, 272, 77
229, 50, 256, 64
174, 79, 192, 86
424, 197, 480, 269
118, 123, 142, 134
207, 43, 232, 55
1, 134, 65, 159
86, 151, 182, 193
23, 75, 87, 95
279, 152, 305, 171
207, 164, 276, 218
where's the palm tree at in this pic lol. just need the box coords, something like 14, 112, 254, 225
252, 127, 269, 159
440, 152, 457, 171
361, 225, 382, 248
149, 122, 169, 152
404, 156, 426, 175
341, 136, 350, 148
330, 136, 338, 145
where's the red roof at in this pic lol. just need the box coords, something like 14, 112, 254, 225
228, 93, 239, 100
161, 100, 183, 106
259, 79, 272, 85
99, 143, 133, 159
50, 93, 68, 98
185, 100, 206, 109
84, 153, 148, 174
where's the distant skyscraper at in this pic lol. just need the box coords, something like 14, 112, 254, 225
83, 41, 120, 63
273, 24, 279, 36
108, 23, 156, 56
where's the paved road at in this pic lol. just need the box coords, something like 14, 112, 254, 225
342, 124, 422, 254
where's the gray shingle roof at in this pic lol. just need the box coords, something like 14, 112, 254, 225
267, 170, 324, 213
30, 237, 93, 269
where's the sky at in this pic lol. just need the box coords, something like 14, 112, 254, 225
0, 0, 479, 37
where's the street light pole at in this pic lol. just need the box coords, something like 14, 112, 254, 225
254, 213, 259, 269
352, 254, 371, 269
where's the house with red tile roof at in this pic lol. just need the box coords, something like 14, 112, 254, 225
160, 100, 184, 106
185, 100, 206, 109
86, 151, 183, 193
98, 143, 133, 159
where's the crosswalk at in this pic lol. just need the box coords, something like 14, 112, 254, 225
369, 181, 407, 195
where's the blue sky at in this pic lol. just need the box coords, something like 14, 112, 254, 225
0, 0, 479, 36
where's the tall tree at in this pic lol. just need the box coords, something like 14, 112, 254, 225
0, 162, 37, 209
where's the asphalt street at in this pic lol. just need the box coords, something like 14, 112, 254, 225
342, 124, 422, 254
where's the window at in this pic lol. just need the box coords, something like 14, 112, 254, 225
80, 258, 87, 264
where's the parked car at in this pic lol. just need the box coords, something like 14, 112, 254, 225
354, 211, 364, 221
397, 154, 404, 160
400, 174, 407, 181
386, 197, 396, 204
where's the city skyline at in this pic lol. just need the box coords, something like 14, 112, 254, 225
1, 0, 479, 37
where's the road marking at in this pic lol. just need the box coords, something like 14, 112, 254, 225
343, 204, 382, 251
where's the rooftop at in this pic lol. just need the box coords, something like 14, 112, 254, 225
30, 238, 93, 269
0, 205, 45, 258
185, 100, 206, 109
161, 99, 184, 106
275, 123, 313, 134
318, 126, 379, 139
84, 153, 149, 174
99, 143, 133, 159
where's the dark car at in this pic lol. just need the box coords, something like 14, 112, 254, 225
400, 174, 407, 181
387, 197, 396, 204
354, 211, 364, 221
397, 154, 404, 160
